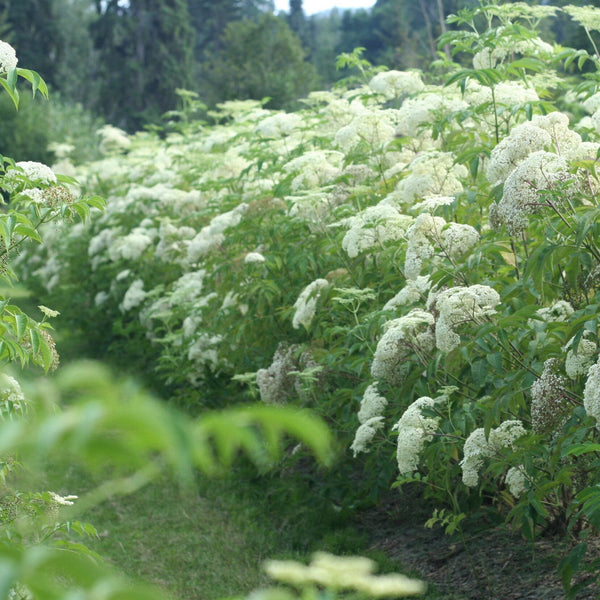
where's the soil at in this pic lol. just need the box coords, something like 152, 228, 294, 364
362, 493, 600, 599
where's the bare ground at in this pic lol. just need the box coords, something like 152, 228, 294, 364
364, 499, 600, 600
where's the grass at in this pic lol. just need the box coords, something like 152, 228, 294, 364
32, 458, 462, 600
3, 286, 457, 599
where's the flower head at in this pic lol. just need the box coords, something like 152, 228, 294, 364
392, 396, 442, 475
292, 279, 329, 330
0, 40, 17, 73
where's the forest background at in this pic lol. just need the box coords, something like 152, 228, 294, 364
0, 0, 598, 163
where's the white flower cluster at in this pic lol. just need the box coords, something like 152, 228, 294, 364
0, 40, 17, 73
4, 161, 58, 192
493, 150, 571, 235
256, 344, 300, 404
565, 334, 597, 379
486, 122, 552, 186
563, 5, 600, 32
583, 355, 600, 428
383, 276, 431, 311
244, 251, 265, 264
187, 203, 248, 264
283, 150, 343, 191
264, 551, 425, 596
341, 205, 412, 258
96, 125, 131, 155
404, 213, 446, 279
440, 223, 480, 259
472, 35, 553, 70
392, 396, 442, 475
254, 112, 303, 138
109, 228, 155, 261
461, 420, 526, 487
430, 285, 500, 353
505, 466, 528, 498
334, 109, 397, 150
532, 300, 574, 325
371, 309, 435, 384
530, 358, 568, 434
368, 70, 425, 99
465, 80, 539, 109
410, 195, 455, 214
386, 151, 468, 207
0, 373, 25, 418
350, 416, 385, 457
49, 492, 78, 506
357, 382, 388, 424
395, 93, 468, 138
120, 279, 146, 312
292, 278, 329, 330
187, 332, 223, 378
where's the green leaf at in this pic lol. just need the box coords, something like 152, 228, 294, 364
0, 78, 18, 109
15, 313, 27, 339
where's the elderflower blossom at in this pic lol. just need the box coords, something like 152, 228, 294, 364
0, 374, 25, 418
334, 109, 397, 150
187, 204, 248, 264
583, 356, 600, 427
460, 428, 492, 487
432, 285, 500, 353
395, 93, 468, 138
292, 279, 329, 330
254, 112, 303, 138
264, 552, 425, 596
383, 276, 432, 311
5, 161, 58, 189
530, 359, 568, 434
244, 251, 265, 264
371, 310, 435, 385
283, 151, 343, 191
357, 383, 388, 424
505, 466, 528, 498
350, 416, 385, 456
392, 396, 442, 475
368, 70, 425, 99
440, 223, 480, 258
563, 5, 600, 32
565, 334, 597, 379
531, 300, 574, 325
460, 420, 526, 487
411, 195, 455, 214
385, 152, 467, 207
404, 213, 446, 279
256, 344, 300, 404
120, 279, 146, 312
341, 205, 412, 258
49, 492, 78, 506
0, 40, 17, 73
472, 35, 553, 70
96, 124, 131, 155
486, 123, 552, 186
110, 229, 154, 261
493, 151, 571, 236
465, 80, 539, 109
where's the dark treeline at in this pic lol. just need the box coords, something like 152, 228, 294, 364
0, 0, 599, 132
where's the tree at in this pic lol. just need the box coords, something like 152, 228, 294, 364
0, 0, 62, 88
201, 13, 320, 109
90, 0, 196, 130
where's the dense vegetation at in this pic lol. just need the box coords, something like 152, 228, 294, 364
7, 0, 600, 598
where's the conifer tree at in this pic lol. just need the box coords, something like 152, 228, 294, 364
91, 0, 196, 130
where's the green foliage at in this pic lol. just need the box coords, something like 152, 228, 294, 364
200, 14, 320, 110
0, 92, 103, 165
21, 1, 600, 596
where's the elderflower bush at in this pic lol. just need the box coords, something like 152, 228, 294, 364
17, 3, 600, 593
